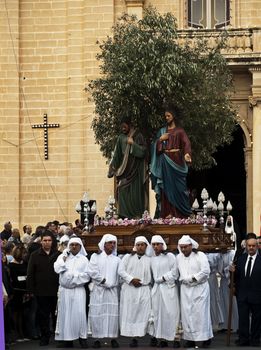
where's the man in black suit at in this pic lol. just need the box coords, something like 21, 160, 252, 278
27, 231, 60, 346
234, 237, 261, 346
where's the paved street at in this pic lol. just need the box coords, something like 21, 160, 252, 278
6, 333, 258, 350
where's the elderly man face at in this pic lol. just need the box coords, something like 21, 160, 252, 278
104, 241, 116, 255
69, 242, 81, 256
246, 238, 258, 256
135, 242, 147, 255
180, 243, 193, 257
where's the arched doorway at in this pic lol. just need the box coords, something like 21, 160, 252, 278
188, 125, 246, 238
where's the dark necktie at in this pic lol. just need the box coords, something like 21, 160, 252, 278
246, 256, 252, 278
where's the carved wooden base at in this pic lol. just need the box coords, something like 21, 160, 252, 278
81, 224, 233, 254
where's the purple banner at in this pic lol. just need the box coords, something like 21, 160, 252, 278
0, 242, 5, 349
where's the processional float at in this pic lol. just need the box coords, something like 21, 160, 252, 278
75, 189, 235, 253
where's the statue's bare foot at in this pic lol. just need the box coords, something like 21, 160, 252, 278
165, 214, 172, 219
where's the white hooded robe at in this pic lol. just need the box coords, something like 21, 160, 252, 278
149, 252, 180, 340
177, 251, 213, 342
54, 251, 90, 341
88, 251, 121, 338
206, 252, 224, 331
119, 253, 152, 337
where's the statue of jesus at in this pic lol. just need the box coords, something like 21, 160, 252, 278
150, 104, 192, 218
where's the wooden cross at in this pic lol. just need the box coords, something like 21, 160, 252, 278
32, 113, 60, 160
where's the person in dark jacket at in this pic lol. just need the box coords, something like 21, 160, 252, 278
27, 230, 60, 346
234, 237, 261, 346
2, 254, 13, 349
1, 221, 12, 241
9, 245, 28, 341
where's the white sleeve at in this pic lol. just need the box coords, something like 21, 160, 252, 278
163, 253, 179, 282
88, 253, 104, 284
69, 259, 91, 287
193, 252, 210, 282
54, 254, 67, 274
118, 254, 133, 284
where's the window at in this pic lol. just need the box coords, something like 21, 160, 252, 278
188, 0, 230, 29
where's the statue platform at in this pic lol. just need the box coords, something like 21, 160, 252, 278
81, 223, 233, 253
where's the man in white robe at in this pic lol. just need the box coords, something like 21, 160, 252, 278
54, 237, 90, 348
177, 235, 213, 348
149, 235, 180, 348
119, 236, 152, 347
218, 249, 238, 333
206, 252, 224, 332
88, 234, 121, 348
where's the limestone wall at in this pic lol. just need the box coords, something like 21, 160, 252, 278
0, 0, 260, 231
0, 0, 115, 229
0, 0, 20, 224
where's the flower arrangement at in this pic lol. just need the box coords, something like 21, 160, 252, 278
95, 210, 217, 227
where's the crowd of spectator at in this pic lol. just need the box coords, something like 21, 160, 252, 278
2, 219, 261, 349
1, 219, 83, 348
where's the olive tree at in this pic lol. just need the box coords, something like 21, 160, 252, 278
89, 7, 236, 169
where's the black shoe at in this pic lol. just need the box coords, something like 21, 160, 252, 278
40, 338, 50, 346
129, 339, 138, 348
150, 337, 158, 347
202, 339, 211, 348
236, 343, 250, 347
250, 339, 260, 347
111, 339, 120, 348
236, 342, 250, 347
183, 340, 195, 348
31, 335, 40, 340
235, 339, 249, 347
79, 338, 89, 348
173, 341, 180, 348
159, 340, 168, 348
217, 329, 226, 333
56, 341, 74, 348
93, 340, 101, 349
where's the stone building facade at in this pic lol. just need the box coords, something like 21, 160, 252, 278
0, 0, 260, 233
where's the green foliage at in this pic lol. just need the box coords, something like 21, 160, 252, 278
89, 7, 236, 170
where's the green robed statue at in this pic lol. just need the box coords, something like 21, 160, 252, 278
107, 118, 148, 219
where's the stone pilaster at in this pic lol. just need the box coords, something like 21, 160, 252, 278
249, 67, 261, 235
244, 146, 253, 231
0, 0, 20, 226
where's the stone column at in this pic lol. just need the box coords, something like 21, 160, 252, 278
252, 29, 261, 52
249, 68, 261, 235
244, 146, 253, 232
